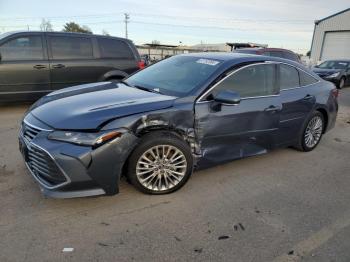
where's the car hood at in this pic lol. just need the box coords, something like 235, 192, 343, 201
29, 82, 176, 130
312, 68, 343, 75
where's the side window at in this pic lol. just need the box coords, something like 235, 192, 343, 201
299, 70, 318, 86
49, 36, 93, 59
0, 36, 44, 61
284, 52, 298, 62
98, 38, 134, 59
279, 64, 299, 90
211, 64, 278, 99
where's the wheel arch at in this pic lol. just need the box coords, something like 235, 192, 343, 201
100, 70, 128, 81
120, 127, 191, 178
315, 107, 328, 133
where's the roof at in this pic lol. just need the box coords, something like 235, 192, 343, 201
181, 52, 292, 62
315, 8, 350, 24
0, 30, 129, 41
180, 52, 307, 73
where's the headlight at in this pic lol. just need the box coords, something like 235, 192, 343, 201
327, 72, 340, 78
48, 129, 123, 146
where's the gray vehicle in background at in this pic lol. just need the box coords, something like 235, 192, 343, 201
312, 60, 350, 89
233, 47, 301, 63
0, 31, 144, 102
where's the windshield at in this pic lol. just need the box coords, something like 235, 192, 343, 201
318, 61, 349, 70
233, 49, 259, 54
0, 32, 13, 41
125, 56, 222, 97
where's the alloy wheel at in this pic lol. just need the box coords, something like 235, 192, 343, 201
304, 116, 323, 148
136, 145, 187, 191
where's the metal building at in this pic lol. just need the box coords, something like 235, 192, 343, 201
310, 8, 350, 63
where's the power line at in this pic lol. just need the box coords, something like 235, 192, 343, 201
130, 20, 313, 33
0, 12, 313, 24
0, 19, 313, 33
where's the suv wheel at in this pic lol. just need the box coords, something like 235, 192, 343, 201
127, 132, 193, 194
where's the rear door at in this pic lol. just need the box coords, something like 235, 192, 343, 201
277, 64, 318, 145
195, 63, 281, 167
0, 33, 50, 101
47, 34, 101, 90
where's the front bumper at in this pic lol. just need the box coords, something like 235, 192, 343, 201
318, 76, 340, 86
19, 120, 138, 198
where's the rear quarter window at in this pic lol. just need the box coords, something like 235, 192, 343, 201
299, 70, 318, 86
98, 38, 135, 59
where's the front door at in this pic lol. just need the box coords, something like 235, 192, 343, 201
0, 33, 50, 102
194, 63, 281, 168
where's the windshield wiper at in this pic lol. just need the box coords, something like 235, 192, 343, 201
134, 85, 161, 94
120, 80, 132, 87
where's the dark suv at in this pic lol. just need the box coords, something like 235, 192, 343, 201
233, 48, 301, 63
0, 31, 143, 102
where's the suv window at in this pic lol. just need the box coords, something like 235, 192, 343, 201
49, 36, 93, 59
284, 52, 298, 62
280, 64, 299, 89
268, 51, 284, 58
212, 64, 278, 98
299, 70, 318, 86
98, 38, 134, 59
0, 36, 44, 61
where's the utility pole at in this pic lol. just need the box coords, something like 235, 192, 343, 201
124, 13, 130, 39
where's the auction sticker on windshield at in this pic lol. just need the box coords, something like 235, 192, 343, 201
196, 59, 220, 66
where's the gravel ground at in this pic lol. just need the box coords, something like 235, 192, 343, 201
0, 88, 349, 262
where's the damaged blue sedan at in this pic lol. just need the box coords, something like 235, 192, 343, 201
19, 53, 338, 198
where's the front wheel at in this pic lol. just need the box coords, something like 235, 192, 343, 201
127, 132, 193, 194
295, 111, 324, 152
338, 77, 345, 89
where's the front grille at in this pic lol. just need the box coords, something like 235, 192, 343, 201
22, 123, 41, 143
27, 144, 67, 187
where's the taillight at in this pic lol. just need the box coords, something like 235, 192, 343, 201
331, 88, 339, 98
138, 61, 145, 70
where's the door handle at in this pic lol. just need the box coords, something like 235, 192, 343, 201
303, 94, 314, 100
52, 64, 66, 69
264, 105, 281, 112
33, 64, 47, 69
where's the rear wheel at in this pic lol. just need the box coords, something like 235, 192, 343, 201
295, 111, 324, 152
127, 132, 193, 194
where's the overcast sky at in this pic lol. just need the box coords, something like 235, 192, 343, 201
0, 0, 349, 54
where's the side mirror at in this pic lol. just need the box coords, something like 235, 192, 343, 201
0, 52, 2, 61
213, 90, 241, 105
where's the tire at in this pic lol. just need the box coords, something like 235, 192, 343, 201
295, 111, 324, 152
127, 131, 193, 194
338, 77, 345, 89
